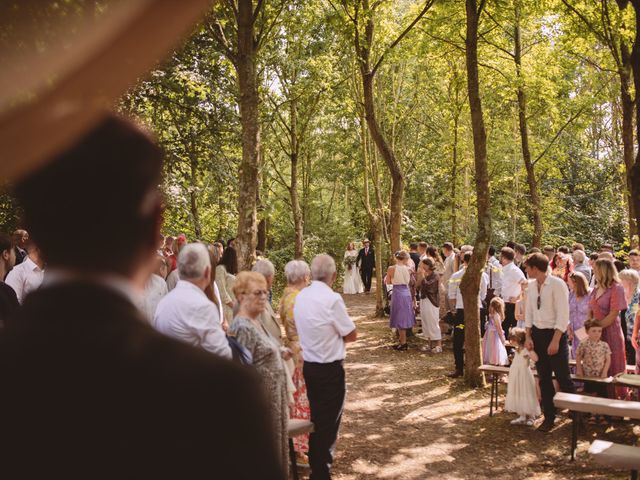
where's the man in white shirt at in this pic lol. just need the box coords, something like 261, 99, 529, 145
441, 242, 456, 287
447, 251, 488, 378
500, 246, 525, 337
142, 254, 169, 324
294, 254, 356, 480
629, 249, 640, 274
524, 252, 574, 432
5, 242, 44, 304
485, 245, 503, 295
154, 243, 231, 359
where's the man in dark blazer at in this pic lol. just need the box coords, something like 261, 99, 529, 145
0, 116, 284, 480
356, 238, 375, 293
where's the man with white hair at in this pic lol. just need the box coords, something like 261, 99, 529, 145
294, 254, 357, 480
154, 243, 231, 359
572, 249, 592, 283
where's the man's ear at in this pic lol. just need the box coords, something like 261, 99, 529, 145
1, 249, 9, 261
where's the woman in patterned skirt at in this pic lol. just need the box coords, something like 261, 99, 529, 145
279, 260, 312, 466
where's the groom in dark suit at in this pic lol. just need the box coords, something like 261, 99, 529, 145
0, 115, 284, 480
356, 239, 375, 293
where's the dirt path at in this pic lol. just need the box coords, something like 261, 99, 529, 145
324, 289, 635, 480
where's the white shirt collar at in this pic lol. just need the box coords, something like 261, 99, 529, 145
175, 279, 207, 297
24, 256, 43, 272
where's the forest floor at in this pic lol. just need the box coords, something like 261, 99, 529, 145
305, 285, 639, 480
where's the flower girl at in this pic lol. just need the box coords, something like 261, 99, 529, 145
482, 297, 508, 365
505, 328, 541, 425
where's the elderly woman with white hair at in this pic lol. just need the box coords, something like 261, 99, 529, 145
278, 260, 312, 466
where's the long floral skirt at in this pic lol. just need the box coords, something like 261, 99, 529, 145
290, 363, 310, 453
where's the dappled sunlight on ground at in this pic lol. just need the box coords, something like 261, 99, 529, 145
312, 287, 638, 480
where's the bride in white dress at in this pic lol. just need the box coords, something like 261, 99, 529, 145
343, 242, 364, 294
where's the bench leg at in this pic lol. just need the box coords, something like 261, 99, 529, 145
489, 374, 495, 417
289, 438, 299, 480
631, 470, 638, 480
494, 375, 499, 412
570, 411, 580, 461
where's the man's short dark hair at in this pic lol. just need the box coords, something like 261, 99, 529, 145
463, 251, 472, 264
14, 115, 163, 275
524, 252, 549, 272
443, 242, 454, 251
543, 245, 555, 253
600, 243, 613, 252
418, 241, 428, 249
514, 243, 526, 255
506, 241, 516, 249
500, 247, 515, 262
558, 246, 570, 254
529, 247, 541, 254
589, 252, 599, 261
488, 245, 496, 256
0, 234, 12, 253
409, 242, 418, 250
572, 243, 585, 252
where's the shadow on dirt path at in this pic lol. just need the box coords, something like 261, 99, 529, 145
321, 285, 637, 480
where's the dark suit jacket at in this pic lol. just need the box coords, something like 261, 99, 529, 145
0, 281, 18, 329
13, 246, 27, 266
0, 282, 284, 480
357, 247, 375, 271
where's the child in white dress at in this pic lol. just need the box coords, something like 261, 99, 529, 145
482, 297, 508, 365
505, 328, 541, 426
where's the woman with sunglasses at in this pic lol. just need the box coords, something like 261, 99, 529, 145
230, 271, 290, 475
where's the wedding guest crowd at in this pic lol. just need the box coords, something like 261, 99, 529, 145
1, 111, 639, 469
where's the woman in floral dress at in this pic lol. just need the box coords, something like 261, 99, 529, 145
589, 259, 627, 398
279, 260, 312, 465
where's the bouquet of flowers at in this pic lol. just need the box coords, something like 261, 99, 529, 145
344, 255, 357, 270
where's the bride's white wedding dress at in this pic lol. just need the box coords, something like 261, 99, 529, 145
343, 250, 364, 294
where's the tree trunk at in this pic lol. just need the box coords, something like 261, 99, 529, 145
189, 153, 202, 238
360, 108, 385, 316
235, 0, 260, 270
451, 113, 459, 245
620, 40, 638, 246
289, 98, 305, 259
461, 0, 491, 388
354, 3, 405, 254
361, 71, 404, 254
514, 1, 542, 248
630, 0, 640, 247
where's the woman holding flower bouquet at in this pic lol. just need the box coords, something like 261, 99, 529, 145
343, 242, 364, 294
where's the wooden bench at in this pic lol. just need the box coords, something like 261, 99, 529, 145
479, 365, 510, 416
589, 440, 640, 479
479, 364, 613, 418
287, 419, 314, 480
569, 359, 636, 374
554, 392, 640, 461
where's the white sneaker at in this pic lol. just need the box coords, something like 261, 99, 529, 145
510, 416, 527, 425
433, 346, 443, 353
525, 418, 535, 426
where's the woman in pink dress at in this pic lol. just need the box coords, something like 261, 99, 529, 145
589, 258, 627, 398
